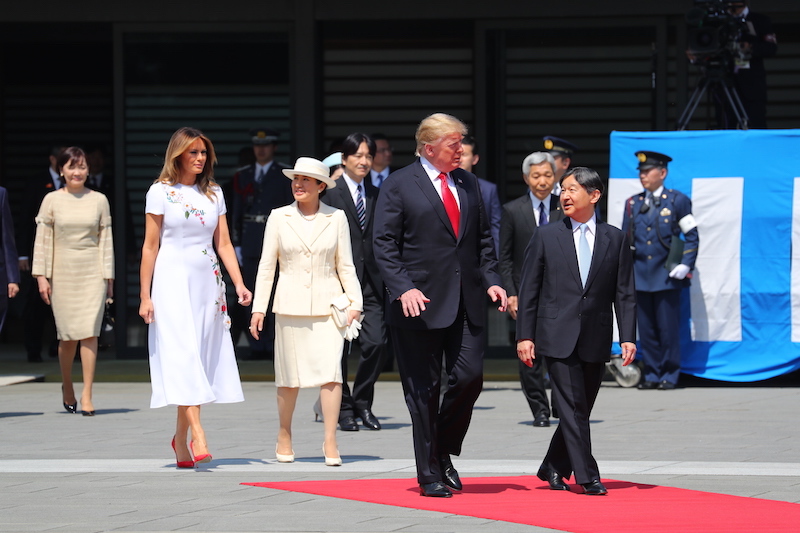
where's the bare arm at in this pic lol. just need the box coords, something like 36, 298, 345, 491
138, 213, 162, 324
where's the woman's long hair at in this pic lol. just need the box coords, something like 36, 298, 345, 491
156, 127, 218, 200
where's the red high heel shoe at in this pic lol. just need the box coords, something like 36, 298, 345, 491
171, 437, 195, 469
190, 441, 212, 464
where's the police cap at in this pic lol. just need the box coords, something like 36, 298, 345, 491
249, 127, 279, 145
542, 136, 578, 157
636, 151, 672, 170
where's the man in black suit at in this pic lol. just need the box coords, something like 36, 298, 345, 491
231, 127, 293, 359
19, 145, 63, 362
324, 133, 386, 432
374, 113, 507, 498
516, 167, 636, 496
368, 133, 392, 188
499, 151, 563, 428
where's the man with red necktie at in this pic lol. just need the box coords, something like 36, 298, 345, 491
374, 113, 507, 498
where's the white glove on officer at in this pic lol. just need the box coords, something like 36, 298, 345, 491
668, 264, 690, 280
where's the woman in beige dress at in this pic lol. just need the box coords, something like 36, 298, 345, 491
32, 146, 114, 416
250, 157, 362, 466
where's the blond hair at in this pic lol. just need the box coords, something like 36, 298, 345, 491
156, 127, 218, 200
414, 113, 468, 156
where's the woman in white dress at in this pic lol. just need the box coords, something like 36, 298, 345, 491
250, 157, 362, 466
139, 127, 252, 468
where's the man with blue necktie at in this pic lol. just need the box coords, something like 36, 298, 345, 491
368, 133, 393, 188
516, 167, 637, 496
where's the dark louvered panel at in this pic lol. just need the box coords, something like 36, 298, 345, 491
321, 46, 473, 167
502, 33, 655, 202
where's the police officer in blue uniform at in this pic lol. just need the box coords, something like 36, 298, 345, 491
622, 151, 699, 390
543, 136, 578, 195
231, 127, 293, 359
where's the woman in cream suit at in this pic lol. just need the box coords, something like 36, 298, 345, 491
250, 157, 362, 466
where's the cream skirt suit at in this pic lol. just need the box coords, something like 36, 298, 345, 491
252, 201, 362, 388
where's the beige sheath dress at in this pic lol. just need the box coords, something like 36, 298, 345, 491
32, 189, 114, 340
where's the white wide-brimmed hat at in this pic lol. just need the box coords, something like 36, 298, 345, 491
282, 157, 337, 189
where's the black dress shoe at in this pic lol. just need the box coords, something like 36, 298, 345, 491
357, 408, 381, 430
419, 481, 452, 498
537, 466, 571, 491
338, 415, 359, 431
637, 380, 659, 390
658, 381, 676, 390
581, 480, 608, 495
440, 454, 462, 491
533, 414, 550, 427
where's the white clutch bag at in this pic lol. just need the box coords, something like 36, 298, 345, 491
331, 293, 351, 329
331, 293, 362, 341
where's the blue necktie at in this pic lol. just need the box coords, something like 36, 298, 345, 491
355, 184, 366, 230
256, 167, 265, 184
539, 202, 548, 226
578, 223, 591, 287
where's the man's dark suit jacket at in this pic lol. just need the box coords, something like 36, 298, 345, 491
516, 217, 636, 362
323, 177, 382, 294
374, 159, 501, 330
0, 186, 20, 288
499, 192, 563, 298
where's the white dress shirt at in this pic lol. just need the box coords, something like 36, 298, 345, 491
419, 158, 460, 209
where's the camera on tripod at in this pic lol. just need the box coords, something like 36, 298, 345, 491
686, 0, 750, 66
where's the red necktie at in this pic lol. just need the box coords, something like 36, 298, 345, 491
438, 172, 460, 237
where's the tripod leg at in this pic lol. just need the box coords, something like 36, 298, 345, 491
677, 76, 710, 131
722, 83, 749, 129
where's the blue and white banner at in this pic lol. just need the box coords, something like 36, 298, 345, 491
608, 129, 800, 382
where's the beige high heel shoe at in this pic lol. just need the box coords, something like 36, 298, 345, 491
323, 442, 342, 467
276, 443, 295, 463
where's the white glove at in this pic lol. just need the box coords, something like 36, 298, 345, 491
344, 317, 362, 342
669, 264, 690, 280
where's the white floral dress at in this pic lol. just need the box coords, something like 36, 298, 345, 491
145, 182, 244, 408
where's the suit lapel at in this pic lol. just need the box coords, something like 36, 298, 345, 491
335, 181, 361, 230
584, 222, 610, 291
518, 194, 536, 232
556, 217, 583, 289
284, 204, 333, 251
415, 161, 457, 240
454, 173, 468, 241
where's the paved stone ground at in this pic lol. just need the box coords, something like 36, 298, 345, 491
1, 369, 799, 533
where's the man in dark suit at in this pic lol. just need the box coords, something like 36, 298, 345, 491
459, 136, 500, 258
499, 151, 563, 428
622, 151, 698, 390
0, 186, 20, 334
19, 145, 63, 362
516, 167, 636, 496
231, 127, 293, 359
324, 132, 386, 432
374, 113, 507, 498
368, 133, 393, 188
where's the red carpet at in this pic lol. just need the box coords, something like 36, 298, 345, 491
244, 476, 800, 532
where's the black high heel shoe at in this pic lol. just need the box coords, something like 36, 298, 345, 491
62, 385, 77, 414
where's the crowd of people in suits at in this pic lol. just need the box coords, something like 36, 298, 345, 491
0, 113, 700, 498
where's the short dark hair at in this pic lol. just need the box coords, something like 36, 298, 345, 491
57, 146, 87, 173
461, 135, 479, 155
370, 132, 388, 143
341, 132, 376, 159
560, 166, 604, 196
